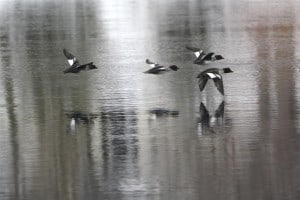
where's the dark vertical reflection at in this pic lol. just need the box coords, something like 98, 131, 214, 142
0, 29, 20, 199
92, 107, 140, 198
1, 0, 103, 199
246, 2, 299, 199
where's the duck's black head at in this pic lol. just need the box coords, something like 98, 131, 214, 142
223, 68, 233, 73
88, 63, 97, 70
215, 55, 224, 60
169, 65, 179, 71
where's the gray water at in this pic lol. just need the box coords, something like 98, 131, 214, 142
1, 0, 300, 199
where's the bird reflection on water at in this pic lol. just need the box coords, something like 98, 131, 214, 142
148, 108, 179, 120
197, 101, 228, 135
65, 112, 98, 134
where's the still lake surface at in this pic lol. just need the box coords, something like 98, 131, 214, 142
1, 0, 300, 199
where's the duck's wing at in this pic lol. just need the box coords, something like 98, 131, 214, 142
63, 49, 80, 66
215, 101, 225, 118
212, 75, 224, 95
194, 57, 205, 65
186, 45, 205, 58
145, 59, 159, 68
144, 65, 166, 74
186, 45, 201, 52
202, 52, 215, 61
197, 72, 209, 92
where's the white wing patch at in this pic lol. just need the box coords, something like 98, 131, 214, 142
149, 63, 155, 68
206, 73, 221, 79
194, 51, 200, 58
68, 58, 75, 66
215, 74, 222, 79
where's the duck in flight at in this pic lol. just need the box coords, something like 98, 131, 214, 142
186, 45, 224, 65
197, 68, 233, 95
63, 49, 97, 73
144, 59, 179, 74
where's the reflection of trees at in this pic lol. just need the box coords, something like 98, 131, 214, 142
100, 108, 138, 157
0, 0, 101, 199
245, 3, 299, 199
99, 107, 139, 192
0, 33, 20, 200
247, 3, 297, 129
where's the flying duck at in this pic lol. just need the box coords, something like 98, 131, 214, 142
186, 45, 224, 65
63, 48, 97, 73
196, 68, 233, 95
144, 59, 179, 74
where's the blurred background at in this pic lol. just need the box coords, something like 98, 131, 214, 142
1, 0, 300, 199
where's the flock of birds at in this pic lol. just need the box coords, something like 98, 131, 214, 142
63, 45, 233, 95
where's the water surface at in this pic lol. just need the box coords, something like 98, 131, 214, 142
1, 0, 300, 199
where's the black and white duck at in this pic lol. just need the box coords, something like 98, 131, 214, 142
63, 48, 97, 73
186, 45, 224, 65
196, 68, 233, 95
144, 59, 179, 74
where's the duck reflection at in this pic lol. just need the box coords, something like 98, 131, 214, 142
148, 108, 179, 120
65, 111, 98, 134
197, 101, 225, 135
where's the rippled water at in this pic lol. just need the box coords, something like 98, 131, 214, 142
1, 0, 300, 199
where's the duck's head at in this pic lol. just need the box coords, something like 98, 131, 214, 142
223, 68, 233, 73
215, 55, 224, 60
88, 62, 97, 69
169, 65, 179, 71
